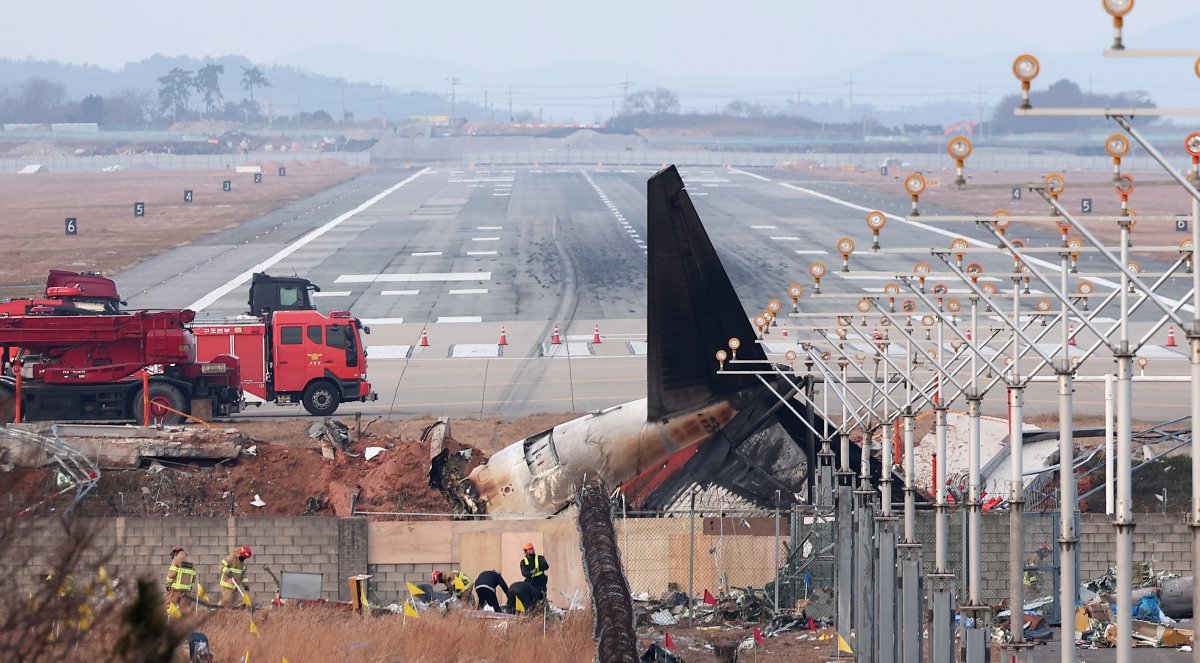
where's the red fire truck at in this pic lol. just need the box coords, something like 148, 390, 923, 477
1, 271, 374, 421
191, 273, 375, 416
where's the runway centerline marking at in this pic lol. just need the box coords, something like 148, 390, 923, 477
311, 291, 352, 297
411, 251, 443, 257
472, 237, 501, 241
336, 272, 491, 284
467, 251, 498, 256
448, 288, 489, 295
381, 290, 419, 296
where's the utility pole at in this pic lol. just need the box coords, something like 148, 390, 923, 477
848, 76, 854, 124
621, 76, 633, 116
449, 75, 459, 125
508, 83, 513, 123
377, 80, 385, 129
484, 90, 488, 123
340, 81, 346, 126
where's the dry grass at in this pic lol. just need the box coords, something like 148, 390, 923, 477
190, 607, 596, 663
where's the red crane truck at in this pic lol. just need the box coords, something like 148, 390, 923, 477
191, 273, 376, 416
0, 305, 243, 424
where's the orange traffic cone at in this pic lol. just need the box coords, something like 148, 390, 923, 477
552, 325, 562, 345
419, 328, 430, 347
1166, 326, 1177, 347
1068, 325, 1077, 346
592, 324, 602, 344
498, 326, 508, 346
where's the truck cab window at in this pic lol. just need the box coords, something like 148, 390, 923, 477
280, 327, 303, 345
279, 286, 301, 308
325, 325, 347, 349
307, 326, 322, 344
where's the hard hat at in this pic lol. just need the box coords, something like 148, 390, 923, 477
432, 570, 443, 584
237, 546, 252, 558
171, 546, 184, 556
523, 542, 534, 551
1039, 543, 1051, 552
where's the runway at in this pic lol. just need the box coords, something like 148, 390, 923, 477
114, 165, 1196, 420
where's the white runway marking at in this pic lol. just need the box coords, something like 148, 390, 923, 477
337, 272, 491, 284
369, 345, 414, 359
477, 226, 503, 230
751, 225, 777, 229
381, 290, 419, 296
360, 317, 405, 325
449, 344, 502, 358
311, 291, 352, 297
472, 237, 500, 241
411, 251, 443, 257
492, 193, 511, 196
188, 167, 430, 311
467, 251, 498, 256
794, 250, 828, 255
449, 288, 489, 294
438, 316, 484, 323
770, 236, 801, 241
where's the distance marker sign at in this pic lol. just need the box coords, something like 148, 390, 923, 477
65, 217, 77, 236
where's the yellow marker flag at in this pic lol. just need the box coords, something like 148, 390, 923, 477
283, 659, 290, 663
242, 590, 252, 607
250, 620, 260, 635
196, 582, 210, 603
404, 602, 419, 618
514, 596, 526, 613
837, 634, 854, 654
243, 652, 250, 663
406, 581, 425, 597
166, 603, 182, 619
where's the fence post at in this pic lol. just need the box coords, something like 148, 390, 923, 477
774, 490, 781, 615
689, 489, 696, 628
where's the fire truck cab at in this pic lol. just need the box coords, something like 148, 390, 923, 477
193, 273, 375, 416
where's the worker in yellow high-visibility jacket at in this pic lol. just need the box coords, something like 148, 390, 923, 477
164, 546, 196, 608
218, 546, 252, 608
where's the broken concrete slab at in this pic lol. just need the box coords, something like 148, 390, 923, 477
2, 423, 243, 469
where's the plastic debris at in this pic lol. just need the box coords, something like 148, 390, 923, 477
363, 447, 386, 461
250, 494, 266, 508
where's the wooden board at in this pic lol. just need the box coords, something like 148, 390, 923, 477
458, 532, 502, 579
366, 521, 452, 564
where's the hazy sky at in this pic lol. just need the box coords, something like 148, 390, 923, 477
4, 1, 1187, 80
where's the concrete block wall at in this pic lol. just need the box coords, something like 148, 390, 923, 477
366, 562, 450, 606
1078, 513, 1193, 578
8, 516, 350, 602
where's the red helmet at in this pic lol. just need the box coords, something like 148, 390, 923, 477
237, 546, 252, 558
171, 546, 184, 556
432, 570, 443, 584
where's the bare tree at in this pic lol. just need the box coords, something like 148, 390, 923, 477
156, 68, 193, 123
240, 65, 270, 105
194, 64, 225, 119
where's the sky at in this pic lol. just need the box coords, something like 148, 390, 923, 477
1, 1, 1195, 115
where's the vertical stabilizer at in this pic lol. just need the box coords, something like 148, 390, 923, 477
646, 166, 765, 421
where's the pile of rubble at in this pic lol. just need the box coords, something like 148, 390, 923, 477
1075, 564, 1194, 649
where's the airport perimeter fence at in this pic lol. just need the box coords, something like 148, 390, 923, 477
614, 504, 1074, 625
0, 150, 370, 173
461, 149, 1178, 172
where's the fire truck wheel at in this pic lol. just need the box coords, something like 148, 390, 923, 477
302, 381, 340, 417
134, 383, 186, 425
0, 384, 14, 423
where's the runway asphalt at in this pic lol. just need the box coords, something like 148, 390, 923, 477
113, 165, 1198, 421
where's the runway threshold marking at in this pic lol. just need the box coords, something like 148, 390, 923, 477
187, 167, 431, 311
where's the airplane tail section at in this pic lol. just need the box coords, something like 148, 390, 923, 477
646, 165, 765, 421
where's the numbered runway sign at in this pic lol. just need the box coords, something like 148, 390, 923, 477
134, 202, 145, 217
184, 189, 194, 203
65, 217, 77, 236
254, 172, 263, 184
223, 180, 232, 192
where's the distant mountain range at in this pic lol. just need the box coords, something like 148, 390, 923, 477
1, 11, 1195, 127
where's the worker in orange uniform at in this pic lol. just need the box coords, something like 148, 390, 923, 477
165, 545, 196, 608
218, 546, 252, 608
519, 542, 549, 597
